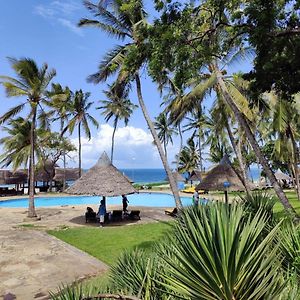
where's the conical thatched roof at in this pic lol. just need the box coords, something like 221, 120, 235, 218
188, 170, 205, 181
196, 156, 253, 192
65, 152, 136, 196
275, 170, 291, 181
165, 171, 185, 182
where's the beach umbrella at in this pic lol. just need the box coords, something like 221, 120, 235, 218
195, 156, 255, 203
65, 152, 136, 196
188, 170, 203, 182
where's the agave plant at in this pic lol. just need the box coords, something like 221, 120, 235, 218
158, 203, 285, 300
279, 221, 300, 276
110, 249, 176, 300
240, 191, 276, 222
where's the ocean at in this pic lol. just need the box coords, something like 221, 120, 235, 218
120, 167, 261, 184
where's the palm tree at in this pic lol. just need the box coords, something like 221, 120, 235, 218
183, 105, 209, 171
0, 117, 31, 170
154, 113, 177, 161
47, 83, 73, 190
176, 137, 199, 178
98, 84, 137, 163
64, 90, 99, 177
79, 0, 183, 209
0, 58, 56, 217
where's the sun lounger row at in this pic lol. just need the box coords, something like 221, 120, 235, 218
85, 207, 140, 223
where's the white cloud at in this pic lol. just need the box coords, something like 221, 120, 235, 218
58, 18, 83, 36
66, 124, 180, 169
33, 1, 82, 36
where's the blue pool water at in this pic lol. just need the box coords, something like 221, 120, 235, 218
0, 193, 201, 208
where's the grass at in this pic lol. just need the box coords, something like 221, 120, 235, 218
48, 221, 172, 266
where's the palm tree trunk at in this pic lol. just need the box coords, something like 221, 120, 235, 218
225, 120, 251, 195
164, 140, 168, 161
291, 132, 300, 201
78, 122, 82, 178
135, 74, 182, 209
176, 123, 183, 170
214, 65, 294, 213
28, 108, 37, 217
111, 120, 117, 163
198, 130, 203, 171
61, 120, 66, 191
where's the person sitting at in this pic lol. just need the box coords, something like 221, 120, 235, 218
122, 194, 129, 213
85, 206, 97, 223
97, 197, 106, 227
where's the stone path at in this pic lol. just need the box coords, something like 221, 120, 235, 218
0, 204, 172, 299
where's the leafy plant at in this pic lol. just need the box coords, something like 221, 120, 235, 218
240, 191, 276, 222
158, 203, 285, 300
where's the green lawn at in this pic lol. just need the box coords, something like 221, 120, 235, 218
48, 221, 172, 266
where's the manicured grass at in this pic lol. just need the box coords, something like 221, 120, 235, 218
48, 221, 172, 266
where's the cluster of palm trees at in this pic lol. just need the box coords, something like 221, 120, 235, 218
0, 58, 98, 217
76, 0, 300, 213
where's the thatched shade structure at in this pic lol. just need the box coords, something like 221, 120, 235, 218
53, 168, 81, 182
65, 152, 136, 196
165, 172, 185, 182
196, 156, 253, 203
188, 170, 206, 182
275, 170, 291, 181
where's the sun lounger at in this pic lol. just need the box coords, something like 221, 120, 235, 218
111, 210, 123, 222
165, 207, 178, 217
128, 210, 141, 220
85, 207, 97, 223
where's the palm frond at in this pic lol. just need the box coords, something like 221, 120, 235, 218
0, 103, 26, 124
87, 45, 128, 83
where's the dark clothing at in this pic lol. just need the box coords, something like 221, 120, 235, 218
122, 196, 129, 212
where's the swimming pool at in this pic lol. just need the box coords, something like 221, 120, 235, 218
0, 193, 204, 208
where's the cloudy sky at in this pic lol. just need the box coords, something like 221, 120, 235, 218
0, 1, 251, 170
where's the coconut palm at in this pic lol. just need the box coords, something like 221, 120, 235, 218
0, 58, 56, 217
154, 112, 177, 161
176, 137, 199, 178
47, 83, 73, 190
64, 90, 99, 177
98, 84, 137, 163
0, 117, 32, 170
79, 0, 183, 209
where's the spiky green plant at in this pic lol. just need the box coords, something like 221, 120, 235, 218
110, 249, 175, 300
158, 203, 285, 300
240, 191, 276, 222
279, 221, 300, 276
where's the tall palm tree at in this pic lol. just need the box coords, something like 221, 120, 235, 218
64, 90, 99, 177
47, 83, 73, 190
99, 84, 137, 162
79, 0, 183, 209
154, 113, 177, 161
0, 58, 56, 217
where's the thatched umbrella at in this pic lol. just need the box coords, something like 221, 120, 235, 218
195, 156, 254, 203
65, 152, 136, 197
274, 170, 291, 181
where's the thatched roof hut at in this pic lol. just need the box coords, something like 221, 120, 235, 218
65, 152, 136, 196
188, 170, 205, 182
274, 170, 291, 181
53, 168, 81, 182
196, 156, 252, 192
0, 169, 27, 185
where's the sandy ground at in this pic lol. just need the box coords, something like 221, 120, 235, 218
0, 196, 176, 300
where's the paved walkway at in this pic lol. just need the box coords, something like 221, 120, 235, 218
0, 204, 173, 299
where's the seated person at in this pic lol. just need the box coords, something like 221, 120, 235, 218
85, 206, 97, 223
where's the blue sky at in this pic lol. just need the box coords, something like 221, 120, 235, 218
0, 1, 252, 170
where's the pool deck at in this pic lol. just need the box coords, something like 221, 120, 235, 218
0, 195, 179, 300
